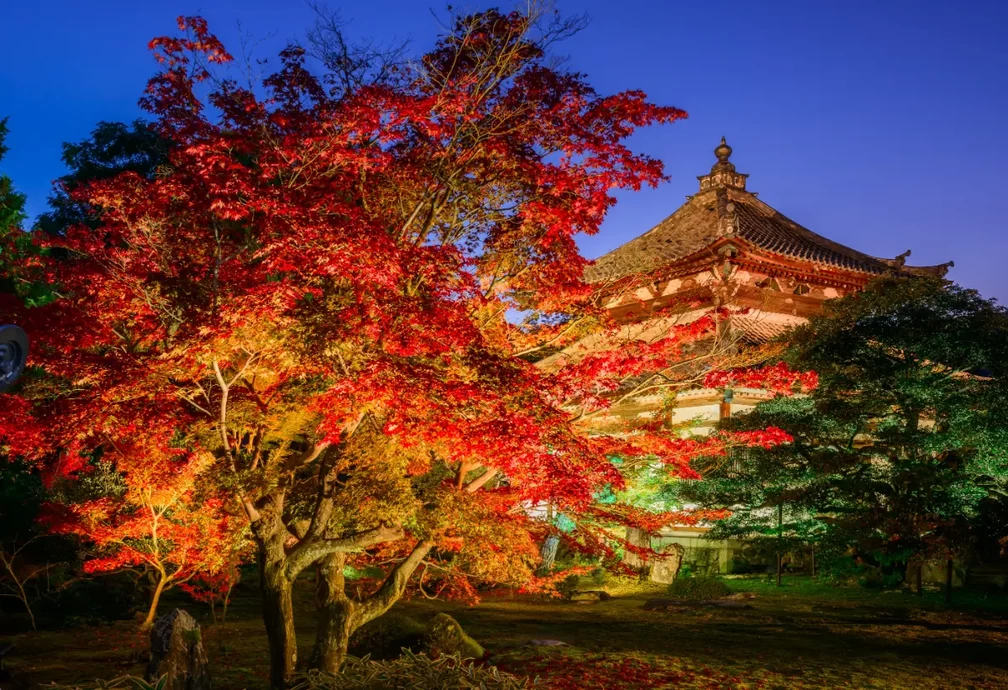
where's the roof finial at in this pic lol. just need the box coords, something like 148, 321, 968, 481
697, 137, 747, 192
715, 137, 732, 164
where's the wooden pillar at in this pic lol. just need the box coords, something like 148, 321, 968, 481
719, 388, 733, 420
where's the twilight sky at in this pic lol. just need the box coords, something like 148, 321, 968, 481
2, 0, 1006, 301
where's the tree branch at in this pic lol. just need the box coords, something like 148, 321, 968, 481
359, 539, 435, 623
286, 524, 405, 577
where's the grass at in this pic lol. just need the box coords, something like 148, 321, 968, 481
2, 575, 1007, 690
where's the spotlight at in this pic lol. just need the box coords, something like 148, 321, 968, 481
0, 324, 28, 392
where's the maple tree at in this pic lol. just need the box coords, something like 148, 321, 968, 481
180, 564, 242, 624
179, 521, 249, 624
1, 7, 804, 686
49, 447, 248, 629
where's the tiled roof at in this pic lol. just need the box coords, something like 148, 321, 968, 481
585, 140, 952, 283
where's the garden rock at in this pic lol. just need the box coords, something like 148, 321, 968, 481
530, 639, 569, 647
422, 613, 485, 659
569, 590, 612, 603
650, 553, 682, 585
146, 609, 211, 690
348, 613, 424, 660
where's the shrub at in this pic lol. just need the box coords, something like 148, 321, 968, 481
290, 652, 534, 690
348, 612, 425, 660
555, 573, 581, 599
666, 577, 731, 601
597, 574, 666, 598
423, 613, 484, 659
681, 547, 720, 577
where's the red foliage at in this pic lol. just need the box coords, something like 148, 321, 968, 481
0, 10, 810, 647
703, 361, 818, 394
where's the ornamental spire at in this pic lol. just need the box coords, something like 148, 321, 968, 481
698, 137, 748, 192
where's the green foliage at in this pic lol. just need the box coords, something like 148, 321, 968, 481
0, 116, 34, 302
423, 613, 485, 659
348, 612, 425, 660
556, 573, 581, 598
680, 547, 720, 578
290, 653, 533, 690
342, 564, 388, 581
0, 461, 45, 540
666, 577, 731, 600
0, 118, 56, 307
34, 120, 169, 237
0, 117, 26, 236
683, 277, 1008, 578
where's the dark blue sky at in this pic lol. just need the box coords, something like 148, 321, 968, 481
3, 1, 1006, 300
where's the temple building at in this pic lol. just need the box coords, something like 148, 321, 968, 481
582, 137, 951, 431
580, 139, 952, 576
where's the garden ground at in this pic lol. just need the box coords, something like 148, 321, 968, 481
3, 576, 1007, 690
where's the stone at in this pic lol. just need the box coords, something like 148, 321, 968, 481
644, 598, 690, 612
422, 613, 485, 659
569, 590, 611, 603
348, 613, 424, 660
146, 609, 211, 690
572, 588, 608, 600
530, 639, 569, 647
650, 553, 682, 585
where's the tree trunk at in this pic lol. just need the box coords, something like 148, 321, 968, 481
309, 553, 358, 672
260, 548, 297, 689
308, 541, 434, 674
142, 574, 168, 630
538, 534, 560, 576
915, 564, 923, 597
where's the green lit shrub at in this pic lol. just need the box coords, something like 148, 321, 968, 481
556, 573, 581, 598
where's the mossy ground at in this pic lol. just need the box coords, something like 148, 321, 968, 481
3, 575, 1006, 690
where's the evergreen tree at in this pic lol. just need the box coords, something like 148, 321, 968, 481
34, 119, 169, 236
0, 117, 28, 273
684, 277, 1008, 583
